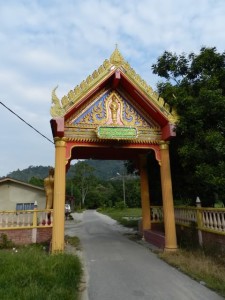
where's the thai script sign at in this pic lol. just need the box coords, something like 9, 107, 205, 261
97, 126, 137, 139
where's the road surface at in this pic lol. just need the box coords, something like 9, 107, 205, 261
65, 210, 224, 300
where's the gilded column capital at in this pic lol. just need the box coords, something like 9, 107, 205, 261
159, 140, 170, 150
54, 137, 67, 147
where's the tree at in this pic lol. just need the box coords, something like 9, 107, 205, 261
84, 183, 110, 209
67, 159, 143, 209
72, 161, 96, 208
152, 47, 225, 205
125, 178, 141, 208
29, 176, 44, 187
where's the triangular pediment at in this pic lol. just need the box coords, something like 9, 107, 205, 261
67, 90, 158, 128
50, 47, 178, 127
50, 47, 178, 143
64, 89, 161, 143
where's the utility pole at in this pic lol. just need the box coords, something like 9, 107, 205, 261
117, 172, 126, 206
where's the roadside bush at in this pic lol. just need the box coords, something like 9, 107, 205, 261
0, 233, 15, 249
115, 201, 127, 210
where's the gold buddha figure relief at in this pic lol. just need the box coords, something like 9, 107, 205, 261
109, 95, 119, 124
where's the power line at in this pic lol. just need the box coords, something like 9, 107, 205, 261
0, 101, 54, 144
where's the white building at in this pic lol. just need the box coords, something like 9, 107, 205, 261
0, 177, 46, 211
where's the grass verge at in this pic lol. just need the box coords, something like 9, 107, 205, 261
0, 244, 82, 300
98, 207, 141, 229
65, 235, 82, 250
159, 249, 225, 298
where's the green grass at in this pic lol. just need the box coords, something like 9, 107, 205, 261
0, 244, 82, 300
65, 235, 82, 250
98, 207, 142, 228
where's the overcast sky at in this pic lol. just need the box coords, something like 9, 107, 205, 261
0, 0, 225, 177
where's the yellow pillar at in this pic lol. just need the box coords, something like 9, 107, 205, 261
159, 141, 177, 251
52, 137, 66, 253
139, 155, 151, 231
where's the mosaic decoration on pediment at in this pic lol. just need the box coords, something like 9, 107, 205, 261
64, 90, 162, 143
50, 47, 178, 124
66, 90, 159, 128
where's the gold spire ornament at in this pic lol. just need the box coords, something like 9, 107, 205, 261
110, 45, 125, 66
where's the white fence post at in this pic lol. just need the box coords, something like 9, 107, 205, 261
196, 197, 203, 247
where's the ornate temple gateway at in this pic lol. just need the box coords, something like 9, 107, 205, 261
50, 47, 178, 252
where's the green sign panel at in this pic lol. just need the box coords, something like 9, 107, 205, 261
98, 126, 137, 140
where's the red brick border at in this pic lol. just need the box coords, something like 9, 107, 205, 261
0, 228, 52, 245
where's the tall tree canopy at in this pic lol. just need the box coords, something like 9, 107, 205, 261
70, 161, 96, 208
152, 47, 225, 205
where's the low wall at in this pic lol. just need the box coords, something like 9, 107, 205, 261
139, 218, 225, 251
176, 225, 225, 251
202, 230, 225, 252
0, 227, 52, 245
36, 228, 52, 244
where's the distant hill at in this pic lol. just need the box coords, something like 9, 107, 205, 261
5, 165, 52, 182
4, 160, 126, 182
67, 160, 125, 180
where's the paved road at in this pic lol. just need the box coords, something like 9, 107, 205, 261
65, 210, 224, 300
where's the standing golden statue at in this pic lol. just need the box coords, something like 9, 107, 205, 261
44, 168, 54, 209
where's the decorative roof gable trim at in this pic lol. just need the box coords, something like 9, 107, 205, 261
50, 47, 178, 124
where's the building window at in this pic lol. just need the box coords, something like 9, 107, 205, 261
16, 203, 34, 210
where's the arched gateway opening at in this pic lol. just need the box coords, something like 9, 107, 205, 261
50, 47, 178, 252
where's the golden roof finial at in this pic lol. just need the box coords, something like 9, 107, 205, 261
110, 44, 124, 66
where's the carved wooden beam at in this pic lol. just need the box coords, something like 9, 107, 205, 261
112, 70, 121, 89
50, 117, 64, 138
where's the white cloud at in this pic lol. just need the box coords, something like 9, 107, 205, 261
0, 0, 225, 176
